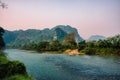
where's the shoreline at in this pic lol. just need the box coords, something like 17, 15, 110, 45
0, 50, 33, 80
18, 48, 120, 56
6, 48, 120, 56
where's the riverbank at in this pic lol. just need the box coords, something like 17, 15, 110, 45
4, 49, 120, 80
21, 48, 120, 56
0, 51, 34, 80
64, 49, 84, 55
24, 49, 84, 55
80, 47, 120, 56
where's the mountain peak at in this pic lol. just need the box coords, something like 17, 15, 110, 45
52, 25, 75, 33
52, 25, 84, 42
87, 35, 106, 42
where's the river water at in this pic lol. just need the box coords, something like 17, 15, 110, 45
4, 49, 120, 80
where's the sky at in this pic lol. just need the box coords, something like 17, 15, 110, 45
0, 0, 120, 39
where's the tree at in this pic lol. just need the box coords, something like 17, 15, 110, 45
97, 34, 120, 49
78, 40, 86, 50
0, 27, 5, 49
50, 40, 61, 51
97, 40, 105, 48
63, 33, 77, 49
108, 34, 120, 49
83, 47, 96, 55
62, 42, 72, 50
86, 41, 96, 48
37, 41, 50, 51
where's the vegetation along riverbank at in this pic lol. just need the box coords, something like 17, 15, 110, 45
0, 51, 33, 80
19, 34, 120, 56
3, 25, 120, 56
0, 27, 33, 80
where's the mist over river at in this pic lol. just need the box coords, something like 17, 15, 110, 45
4, 49, 120, 80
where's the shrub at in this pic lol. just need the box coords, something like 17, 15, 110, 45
3, 74, 34, 80
84, 47, 96, 55
0, 61, 27, 79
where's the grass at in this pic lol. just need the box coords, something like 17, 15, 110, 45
3, 74, 34, 80
0, 51, 9, 64
0, 50, 34, 80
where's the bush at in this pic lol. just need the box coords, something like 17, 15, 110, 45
0, 61, 27, 79
37, 41, 50, 51
83, 47, 96, 55
78, 41, 86, 50
0, 51, 9, 64
3, 74, 34, 80
49, 40, 62, 51
0, 51, 33, 80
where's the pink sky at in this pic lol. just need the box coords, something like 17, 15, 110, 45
0, 0, 120, 39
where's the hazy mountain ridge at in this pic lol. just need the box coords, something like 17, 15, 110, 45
3, 30, 20, 44
87, 35, 106, 42
3, 25, 83, 45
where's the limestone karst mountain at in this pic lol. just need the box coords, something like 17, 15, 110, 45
3, 25, 84, 46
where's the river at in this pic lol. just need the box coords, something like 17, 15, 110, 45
4, 49, 120, 80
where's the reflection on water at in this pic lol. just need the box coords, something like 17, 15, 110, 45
4, 49, 120, 80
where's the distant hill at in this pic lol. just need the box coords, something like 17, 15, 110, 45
3, 30, 22, 44
87, 35, 106, 42
52, 25, 83, 42
3, 25, 84, 45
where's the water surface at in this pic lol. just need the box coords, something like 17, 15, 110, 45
4, 49, 120, 80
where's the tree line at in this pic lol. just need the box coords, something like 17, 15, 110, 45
1, 26, 119, 55
20, 33, 120, 55
78, 34, 120, 55
21, 40, 76, 52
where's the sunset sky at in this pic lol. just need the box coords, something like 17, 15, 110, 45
0, 0, 120, 39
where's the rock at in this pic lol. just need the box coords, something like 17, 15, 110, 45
64, 49, 80, 55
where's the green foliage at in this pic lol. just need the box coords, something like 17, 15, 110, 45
97, 34, 120, 49
86, 41, 96, 48
62, 33, 77, 49
21, 42, 37, 50
0, 27, 5, 49
37, 41, 50, 51
20, 34, 120, 55
97, 40, 111, 48
61, 42, 71, 50
0, 51, 9, 64
0, 51, 33, 80
95, 48, 120, 56
108, 34, 120, 49
50, 40, 62, 51
62, 42, 77, 50
0, 27, 5, 36
3, 74, 34, 80
78, 40, 86, 50
81, 34, 120, 55
0, 60, 27, 79
83, 47, 96, 55
0, 27, 33, 80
